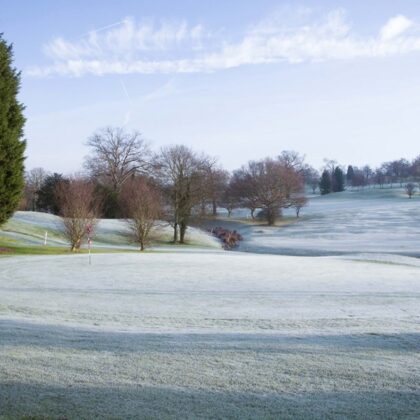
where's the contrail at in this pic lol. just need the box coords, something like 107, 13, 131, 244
120, 79, 132, 126
120, 80, 131, 102
79, 19, 126, 39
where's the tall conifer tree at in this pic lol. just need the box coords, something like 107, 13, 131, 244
0, 35, 26, 225
319, 170, 331, 195
332, 167, 345, 192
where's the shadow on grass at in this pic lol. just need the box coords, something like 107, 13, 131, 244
1, 381, 419, 419
1, 320, 419, 418
1, 319, 419, 354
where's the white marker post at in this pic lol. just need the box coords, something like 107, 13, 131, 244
88, 238, 92, 265
86, 224, 93, 265
44, 231, 48, 246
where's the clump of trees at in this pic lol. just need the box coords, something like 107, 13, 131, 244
345, 157, 420, 194
155, 145, 210, 243
229, 155, 305, 225
0, 35, 26, 226
319, 162, 345, 195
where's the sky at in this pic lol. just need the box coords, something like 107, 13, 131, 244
2, 0, 420, 173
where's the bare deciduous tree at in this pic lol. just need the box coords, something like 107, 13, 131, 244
229, 168, 259, 219
278, 150, 305, 172
232, 158, 305, 225
220, 180, 238, 217
24, 167, 49, 211
405, 182, 416, 198
302, 165, 319, 194
55, 178, 100, 251
198, 164, 229, 216
120, 177, 162, 251
291, 196, 308, 218
85, 126, 150, 193
154, 145, 209, 244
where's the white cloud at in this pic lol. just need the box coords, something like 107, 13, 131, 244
27, 11, 420, 77
380, 15, 413, 41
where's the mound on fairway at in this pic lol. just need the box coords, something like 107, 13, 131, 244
0, 252, 419, 418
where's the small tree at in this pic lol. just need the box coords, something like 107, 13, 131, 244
55, 178, 100, 251
120, 177, 162, 251
405, 182, 416, 199
220, 180, 238, 217
291, 196, 308, 218
319, 170, 331, 195
302, 166, 319, 194
0, 35, 26, 226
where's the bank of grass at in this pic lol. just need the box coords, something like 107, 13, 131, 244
0, 239, 218, 257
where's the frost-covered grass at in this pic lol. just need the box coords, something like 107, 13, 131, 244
0, 211, 221, 254
1, 191, 419, 417
0, 252, 419, 418
210, 187, 420, 256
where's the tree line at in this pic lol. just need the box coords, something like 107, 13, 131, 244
318, 158, 420, 197
19, 126, 420, 251
20, 128, 308, 250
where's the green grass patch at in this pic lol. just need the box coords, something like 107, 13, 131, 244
0, 241, 139, 257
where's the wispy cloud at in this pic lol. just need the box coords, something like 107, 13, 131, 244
28, 10, 420, 77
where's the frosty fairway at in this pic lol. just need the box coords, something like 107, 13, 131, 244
0, 252, 419, 418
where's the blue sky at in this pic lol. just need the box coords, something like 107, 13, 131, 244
2, 0, 420, 173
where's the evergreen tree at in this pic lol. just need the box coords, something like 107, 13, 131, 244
319, 170, 331, 195
346, 165, 354, 184
37, 173, 66, 214
0, 35, 26, 225
332, 167, 345, 192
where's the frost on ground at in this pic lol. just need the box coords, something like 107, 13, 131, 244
213, 188, 420, 256
1, 252, 419, 418
0, 211, 221, 250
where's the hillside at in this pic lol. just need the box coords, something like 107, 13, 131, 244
203, 187, 420, 256
0, 211, 221, 253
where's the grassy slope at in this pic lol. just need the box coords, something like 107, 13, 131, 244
0, 211, 220, 256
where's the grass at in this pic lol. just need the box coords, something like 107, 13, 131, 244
0, 238, 218, 257
1, 252, 419, 418
0, 240, 140, 256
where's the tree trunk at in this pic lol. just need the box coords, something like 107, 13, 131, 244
250, 208, 255, 219
200, 201, 206, 216
173, 223, 178, 243
180, 222, 187, 244
266, 206, 278, 226
212, 200, 217, 216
